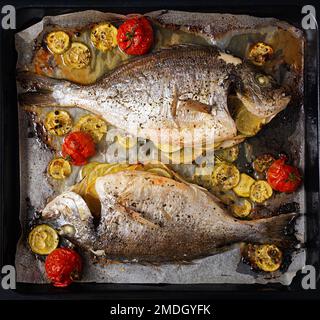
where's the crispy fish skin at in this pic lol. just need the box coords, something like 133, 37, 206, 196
18, 45, 290, 148
41, 171, 296, 263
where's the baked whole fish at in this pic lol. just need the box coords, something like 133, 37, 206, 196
19, 45, 290, 149
42, 170, 296, 262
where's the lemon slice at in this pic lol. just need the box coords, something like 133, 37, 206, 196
44, 110, 72, 136
91, 23, 118, 52
233, 173, 255, 197
250, 180, 273, 203
28, 225, 59, 255
63, 42, 91, 69
235, 106, 266, 136
46, 31, 70, 54
74, 114, 107, 142
48, 158, 72, 180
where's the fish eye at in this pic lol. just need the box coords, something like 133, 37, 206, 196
255, 74, 270, 87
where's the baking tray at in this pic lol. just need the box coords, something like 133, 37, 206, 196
0, 0, 319, 299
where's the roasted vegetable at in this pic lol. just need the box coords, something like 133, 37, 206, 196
245, 244, 282, 272
62, 132, 96, 166
90, 23, 118, 52
215, 145, 239, 163
253, 154, 275, 173
73, 114, 107, 143
267, 156, 302, 193
28, 224, 59, 255
79, 161, 100, 180
63, 42, 91, 69
48, 158, 72, 180
248, 42, 273, 66
212, 163, 240, 190
231, 199, 252, 218
235, 105, 265, 136
44, 110, 72, 136
46, 31, 70, 54
233, 173, 255, 197
250, 180, 273, 203
45, 248, 82, 287
117, 16, 153, 55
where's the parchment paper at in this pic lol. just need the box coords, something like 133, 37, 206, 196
15, 10, 306, 285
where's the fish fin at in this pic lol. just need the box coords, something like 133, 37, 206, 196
178, 99, 212, 114
19, 92, 62, 107
17, 72, 65, 92
249, 213, 298, 248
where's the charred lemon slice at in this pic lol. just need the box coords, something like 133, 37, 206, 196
63, 42, 91, 69
215, 145, 239, 163
74, 114, 107, 142
250, 180, 273, 203
235, 106, 265, 136
46, 31, 70, 54
253, 154, 275, 173
248, 42, 273, 66
48, 158, 72, 180
254, 244, 282, 272
28, 224, 59, 255
233, 173, 255, 197
212, 163, 240, 190
117, 135, 137, 149
147, 168, 173, 178
91, 23, 118, 52
231, 199, 252, 218
44, 110, 73, 136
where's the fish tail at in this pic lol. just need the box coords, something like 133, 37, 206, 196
246, 213, 298, 248
17, 72, 74, 107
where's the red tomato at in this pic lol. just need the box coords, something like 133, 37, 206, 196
45, 248, 82, 287
267, 156, 302, 193
117, 16, 153, 55
62, 131, 96, 166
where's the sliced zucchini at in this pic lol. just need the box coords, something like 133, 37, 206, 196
48, 158, 72, 180
215, 145, 239, 163
28, 224, 59, 255
91, 23, 118, 52
46, 31, 70, 54
250, 180, 273, 203
253, 154, 275, 173
63, 42, 91, 69
248, 42, 273, 66
233, 173, 255, 197
44, 110, 73, 136
235, 106, 265, 136
231, 199, 252, 218
254, 244, 282, 272
73, 114, 107, 142
211, 162, 240, 190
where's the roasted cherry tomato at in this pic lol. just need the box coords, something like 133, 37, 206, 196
62, 131, 96, 166
117, 16, 153, 55
267, 156, 302, 193
45, 248, 82, 287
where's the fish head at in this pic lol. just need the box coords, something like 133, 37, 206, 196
41, 192, 96, 249
235, 64, 291, 118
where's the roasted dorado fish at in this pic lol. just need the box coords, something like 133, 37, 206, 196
19, 45, 290, 149
42, 170, 296, 262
